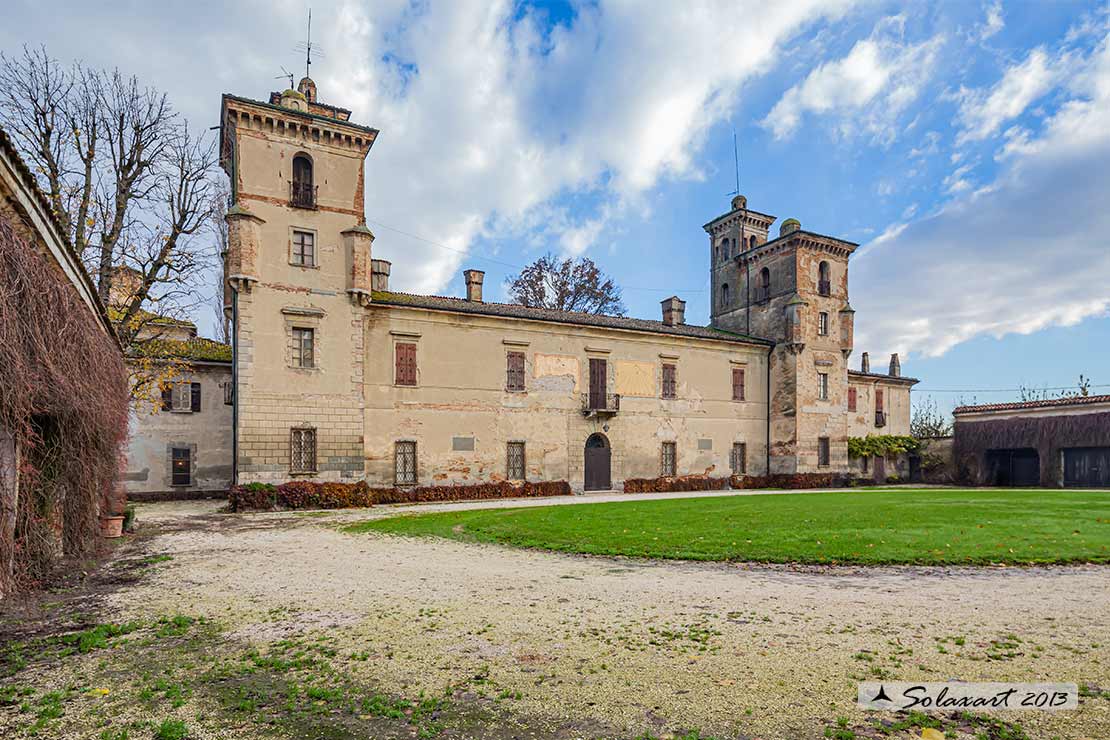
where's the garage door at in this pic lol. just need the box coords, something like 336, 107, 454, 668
1064, 447, 1110, 487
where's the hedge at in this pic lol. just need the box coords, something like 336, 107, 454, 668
623, 475, 731, 493
227, 479, 572, 512
623, 473, 847, 493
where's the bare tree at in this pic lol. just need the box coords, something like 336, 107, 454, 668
508, 253, 626, 316
910, 398, 953, 438
1019, 374, 1092, 402
209, 185, 231, 344
0, 45, 217, 362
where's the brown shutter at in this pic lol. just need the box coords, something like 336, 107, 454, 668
876, 388, 884, 412
732, 368, 745, 401
662, 364, 676, 399
190, 382, 202, 412
506, 352, 525, 391
396, 343, 417, 385
848, 387, 857, 412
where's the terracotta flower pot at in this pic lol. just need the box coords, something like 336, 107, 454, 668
99, 515, 125, 539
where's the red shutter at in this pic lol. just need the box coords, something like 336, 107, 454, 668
732, 368, 745, 401
396, 343, 417, 386
848, 387, 857, 412
507, 352, 525, 391
875, 388, 884, 412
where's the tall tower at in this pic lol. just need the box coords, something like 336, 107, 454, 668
705, 198, 857, 474
219, 78, 379, 483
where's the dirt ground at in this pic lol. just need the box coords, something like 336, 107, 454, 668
2, 496, 1109, 740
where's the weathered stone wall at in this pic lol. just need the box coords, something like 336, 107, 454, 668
847, 379, 912, 436
362, 308, 770, 491
123, 364, 233, 494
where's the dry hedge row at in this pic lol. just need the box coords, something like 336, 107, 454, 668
623, 473, 845, 493
227, 479, 572, 512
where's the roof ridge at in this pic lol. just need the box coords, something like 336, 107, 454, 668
954, 394, 1110, 414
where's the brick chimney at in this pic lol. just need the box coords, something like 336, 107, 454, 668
370, 259, 391, 291
660, 296, 686, 326
889, 353, 901, 377
861, 352, 870, 373
464, 269, 485, 302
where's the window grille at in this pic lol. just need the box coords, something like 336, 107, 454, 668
290, 428, 317, 473
506, 441, 525, 480
661, 441, 677, 477
395, 441, 417, 485
731, 442, 747, 474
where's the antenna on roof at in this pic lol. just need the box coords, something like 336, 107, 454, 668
275, 66, 294, 90
293, 8, 324, 79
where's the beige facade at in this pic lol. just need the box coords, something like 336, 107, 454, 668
220, 79, 916, 491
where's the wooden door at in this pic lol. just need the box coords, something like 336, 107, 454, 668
588, 358, 606, 410
584, 434, 611, 491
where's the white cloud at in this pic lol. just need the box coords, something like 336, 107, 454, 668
853, 33, 1110, 358
762, 16, 942, 143
979, 1, 1004, 41
953, 47, 1062, 144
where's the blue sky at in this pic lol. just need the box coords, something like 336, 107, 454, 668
3, 0, 1108, 412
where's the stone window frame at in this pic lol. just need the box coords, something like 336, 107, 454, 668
661, 441, 677, 477
506, 440, 526, 481
818, 311, 829, 336
167, 442, 197, 488
505, 350, 526, 392
817, 437, 831, 467
290, 427, 318, 475
282, 307, 325, 373
395, 440, 418, 486
289, 225, 319, 269
731, 441, 747, 475
661, 362, 677, 400
730, 362, 747, 402
817, 371, 830, 401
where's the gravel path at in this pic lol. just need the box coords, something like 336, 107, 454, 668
111, 498, 1110, 739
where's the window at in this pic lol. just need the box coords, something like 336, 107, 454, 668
395, 441, 417, 485
162, 382, 201, 412
818, 261, 831, 296
506, 351, 525, 391
720, 283, 730, 308
847, 387, 857, 412
292, 154, 314, 208
661, 363, 676, 399
223, 381, 234, 406
818, 311, 829, 336
749, 235, 757, 250
661, 441, 677, 477
290, 428, 317, 473
171, 447, 191, 486
875, 388, 884, 412
818, 372, 829, 400
818, 437, 830, 466
862, 455, 869, 473
506, 441, 526, 480
395, 342, 417, 386
732, 367, 746, 401
758, 267, 771, 301
291, 327, 314, 368
292, 230, 315, 266
731, 442, 747, 474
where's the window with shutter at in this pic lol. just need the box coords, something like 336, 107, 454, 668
190, 382, 202, 412
395, 343, 417, 386
161, 385, 173, 411
732, 367, 745, 401
506, 352, 525, 391
395, 440, 417, 485
848, 387, 857, 412
171, 447, 192, 486
661, 441, 676, 476
506, 441, 525, 480
875, 388, 884, 411
661, 363, 676, 399
731, 442, 747, 474
171, 383, 192, 411
290, 428, 317, 473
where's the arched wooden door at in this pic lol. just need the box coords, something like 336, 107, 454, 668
584, 433, 611, 491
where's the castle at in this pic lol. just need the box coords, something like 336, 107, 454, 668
129, 76, 917, 495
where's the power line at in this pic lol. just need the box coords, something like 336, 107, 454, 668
916, 384, 1109, 393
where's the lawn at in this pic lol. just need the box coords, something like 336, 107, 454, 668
347, 488, 1110, 565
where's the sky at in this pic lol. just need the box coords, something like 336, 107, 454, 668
3, 0, 1108, 413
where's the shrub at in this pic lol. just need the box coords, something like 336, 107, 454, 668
729, 473, 845, 490
623, 476, 730, 493
847, 435, 919, 459
227, 479, 571, 512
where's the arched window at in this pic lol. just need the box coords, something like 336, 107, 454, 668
749, 235, 757, 250
292, 154, 314, 208
759, 267, 770, 302
818, 261, 830, 296
721, 283, 730, 308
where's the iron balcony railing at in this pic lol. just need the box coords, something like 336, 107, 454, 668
582, 393, 620, 415
290, 181, 317, 209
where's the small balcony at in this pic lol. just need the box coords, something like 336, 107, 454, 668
290, 181, 317, 209
875, 411, 887, 428
582, 393, 620, 417
818, 280, 831, 297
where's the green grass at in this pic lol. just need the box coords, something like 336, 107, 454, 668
346, 488, 1110, 565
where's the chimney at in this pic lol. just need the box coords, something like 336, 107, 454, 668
861, 352, 870, 373
464, 269, 485, 302
370, 259, 391, 291
889, 353, 901, 377
660, 296, 686, 326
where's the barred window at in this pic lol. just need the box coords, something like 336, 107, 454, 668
661, 441, 676, 477
292, 327, 315, 368
171, 447, 191, 486
730, 442, 747, 475
818, 437, 830, 467
661, 363, 676, 399
506, 351, 525, 391
818, 311, 829, 336
818, 372, 829, 401
290, 428, 317, 473
395, 440, 417, 486
506, 441, 525, 480
292, 230, 315, 266
732, 367, 746, 401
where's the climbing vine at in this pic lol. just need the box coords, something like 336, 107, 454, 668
847, 435, 919, 459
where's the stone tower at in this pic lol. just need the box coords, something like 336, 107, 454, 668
219, 78, 379, 483
705, 197, 857, 474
